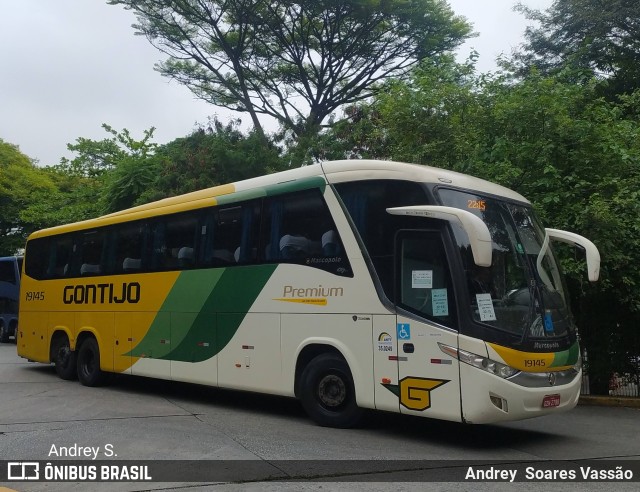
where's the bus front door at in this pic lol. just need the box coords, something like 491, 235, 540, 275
394, 231, 462, 422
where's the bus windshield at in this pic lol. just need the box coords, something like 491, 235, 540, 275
438, 189, 573, 341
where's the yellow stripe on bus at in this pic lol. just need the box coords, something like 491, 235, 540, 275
273, 297, 328, 306
487, 343, 569, 373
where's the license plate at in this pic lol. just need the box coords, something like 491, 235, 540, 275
542, 394, 561, 408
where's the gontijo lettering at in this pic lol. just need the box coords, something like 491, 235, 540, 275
63, 282, 140, 305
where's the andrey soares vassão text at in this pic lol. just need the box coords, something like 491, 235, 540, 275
465, 465, 634, 482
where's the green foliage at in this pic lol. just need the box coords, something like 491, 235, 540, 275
108, 0, 471, 145
512, 0, 640, 97
139, 119, 285, 203
0, 140, 56, 254
56, 124, 160, 214
19, 166, 103, 231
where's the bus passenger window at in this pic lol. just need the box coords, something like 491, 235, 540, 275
24, 237, 56, 279
215, 202, 260, 266
261, 189, 352, 277
321, 230, 339, 256
151, 213, 198, 271
78, 232, 105, 276
113, 222, 147, 274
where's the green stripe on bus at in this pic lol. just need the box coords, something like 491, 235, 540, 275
164, 264, 276, 362
550, 341, 580, 368
214, 176, 326, 206
127, 269, 225, 359
264, 176, 326, 196
128, 264, 277, 363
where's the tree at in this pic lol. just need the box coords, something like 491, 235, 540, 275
19, 166, 103, 232
58, 124, 160, 213
0, 140, 56, 255
139, 118, 284, 203
108, 0, 471, 145
512, 0, 640, 96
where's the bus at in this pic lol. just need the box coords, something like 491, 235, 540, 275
0, 256, 22, 343
17, 160, 600, 427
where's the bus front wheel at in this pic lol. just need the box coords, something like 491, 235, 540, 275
299, 353, 363, 428
77, 338, 106, 387
52, 336, 77, 380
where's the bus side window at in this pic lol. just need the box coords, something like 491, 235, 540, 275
113, 222, 147, 274
47, 236, 73, 278
214, 201, 260, 266
23, 238, 48, 279
261, 189, 352, 276
150, 212, 199, 271
78, 231, 105, 276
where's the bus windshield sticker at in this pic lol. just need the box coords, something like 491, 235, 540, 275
432, 289, 449, 316
476, 293, 497, 321
412, 270, 433, 289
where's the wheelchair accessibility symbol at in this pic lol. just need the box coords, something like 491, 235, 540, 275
397, 323, 411, 340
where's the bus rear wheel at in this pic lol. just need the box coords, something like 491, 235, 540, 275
299, 353, 363, 428
77, 338, 106, 387
52, 336, 77, 380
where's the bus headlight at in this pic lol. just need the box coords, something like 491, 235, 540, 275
438, 343, 519, 379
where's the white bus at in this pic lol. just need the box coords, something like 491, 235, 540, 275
18, 160, 599, 427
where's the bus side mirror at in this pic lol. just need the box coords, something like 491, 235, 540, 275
386, 206, 492, 267
545, 228, 600, 282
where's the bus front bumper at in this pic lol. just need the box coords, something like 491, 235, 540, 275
459, 364, 582, 424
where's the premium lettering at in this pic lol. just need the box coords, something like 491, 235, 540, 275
282, 285, 343, 298
63, 282, 140, 305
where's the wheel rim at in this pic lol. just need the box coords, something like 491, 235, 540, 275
317, 373, 347, 408
81, 349, 95, 377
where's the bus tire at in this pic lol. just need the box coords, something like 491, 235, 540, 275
52, 336, 77, 380
77, 337, 106, 387
0, 324, 8, 343
299, 353, 363, 428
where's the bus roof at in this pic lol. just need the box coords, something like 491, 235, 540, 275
27, 160, 528, 239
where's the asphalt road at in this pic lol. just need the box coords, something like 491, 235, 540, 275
0, 342, 638, 492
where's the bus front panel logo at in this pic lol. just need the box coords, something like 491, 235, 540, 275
382, 376, 449, 411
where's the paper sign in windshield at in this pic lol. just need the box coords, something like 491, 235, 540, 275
432, 289, 449, 316
476, 293, 497, 321
412, 270, 433, 289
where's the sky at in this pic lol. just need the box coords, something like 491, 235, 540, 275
0, 0, 552, 167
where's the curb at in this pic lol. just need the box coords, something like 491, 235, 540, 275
578, 395, 640, 408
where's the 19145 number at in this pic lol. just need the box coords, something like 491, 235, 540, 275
525, 359, 546, 368
25, 291, 45, 301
